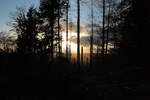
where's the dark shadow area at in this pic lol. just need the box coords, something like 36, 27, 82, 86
0, 0, 149, 99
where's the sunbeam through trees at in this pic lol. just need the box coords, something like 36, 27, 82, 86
0, 0, 148, 99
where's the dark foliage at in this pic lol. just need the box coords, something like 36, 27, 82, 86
0, 0, 148, 99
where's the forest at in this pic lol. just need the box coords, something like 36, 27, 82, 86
0, 0, 148, 99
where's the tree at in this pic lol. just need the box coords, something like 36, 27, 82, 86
10, 7, 39, 54
90, 0, 94, 67
102, 0, 106, 57
77, 0, 80, 67
66, 0, 69, 59
105, 0, 111, 54
0, 31, 16, 52
40, 0, 60, 61
110, 0, 134, 55
55, 0, 67, 58
81, 46, 84, 65
26, 7, 39, 53
69, 19, 73, 60
57, 0, 61, 57
40, 0, 68, 61
109, 0, 150, 64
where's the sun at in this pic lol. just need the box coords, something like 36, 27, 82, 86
62, 39, 77, 53
62, 32, 77, 53
61, 31, 90, 54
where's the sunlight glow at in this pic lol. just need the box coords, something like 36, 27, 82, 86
61, 31, 90, 53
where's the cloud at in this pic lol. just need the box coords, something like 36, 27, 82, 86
63, 22, 91, 35
70, 35, 100, 47
63, 21, 104, 47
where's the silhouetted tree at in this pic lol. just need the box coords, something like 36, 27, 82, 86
77, 0, 80, 67
0, 31, 16, 52
81, 46, 84, 65
109, 0, 150, 64
40, 0, 68, 61
69, 19, 73, 60
26, 7, 39, 53
40, 0, 56, 61
10, 7, 39, 54
102, 0, 106, 57
110, 0, 135, 55
90, 0, 94, 67
66, 0, 69, 59
105, 0, 111, 54
57, 0, 61, 57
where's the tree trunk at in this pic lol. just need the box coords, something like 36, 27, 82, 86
51, 22, 54, 62
105, 1, 111, 54
102, 0, 105, 56
90, 0, 94, 67
50, 7, 54, 62
81, 46, 83, 65
66, 0, 69, 59
69, 19, 73, 61
58, 0, 61, 57
77, 0, 80, 67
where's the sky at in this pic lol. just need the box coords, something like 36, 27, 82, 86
0, 0, 39, 32
0, 0, 107, 54
0, 0, 93, 32
0, 0, 93, 54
